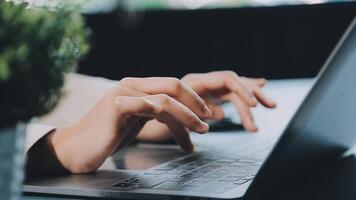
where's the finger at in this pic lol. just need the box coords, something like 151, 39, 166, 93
137, 120, 173, 142
109, 85, 147, 98
188, 72, 257, 107
243, 77, 267, 87
145, 94, 209, 134
240, 78, 276, 108
228, 94, 258, 132
119, 77, 211, 118
113, 96, 160, 150
165, 120, 194, 152
114, 96, 160, 117
223, 74, 257, 107
115, 117, 145, 151
252, 87, 277, 108
113, 95, 199, 152
205, 101, 225, 120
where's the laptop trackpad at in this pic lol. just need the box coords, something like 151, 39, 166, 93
108, 143, 189, 170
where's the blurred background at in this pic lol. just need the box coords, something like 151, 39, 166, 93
77, 0, 356, 80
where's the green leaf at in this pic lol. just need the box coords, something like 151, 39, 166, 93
0, 59, 10, 81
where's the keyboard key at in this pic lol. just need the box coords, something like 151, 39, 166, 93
173, 184, 199, 192
181, 172, 202, 178
189, 170, 205, 175
185, 180, 209, 187
153, 181, 183, 190
154, 164, 178, 171
166, 169, 191, 175
218, 176, 243, 182
202, 172, 226, 178
230, 162, 246, 167
175, 165, 198, 171
194, 177, 217, 182
144, 170, 166, 175
232, 168, 254, 174
216, 159, 236, 163
237, 158, 260, 163
156, 173, 178, 179
220, 166, 238, 171
187, 161, 209, 166
195, 167, 215, 174
214, 169, 232, 174
170, 175, 195, 183
126, 175, 170, 189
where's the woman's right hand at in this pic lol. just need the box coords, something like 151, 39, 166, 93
48, 77, 212, 174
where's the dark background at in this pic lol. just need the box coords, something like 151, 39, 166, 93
78, 2, 356, 80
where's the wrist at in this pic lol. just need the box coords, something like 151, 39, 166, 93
49, 126, 87, 174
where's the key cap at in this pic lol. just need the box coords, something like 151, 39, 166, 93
156, 173, 178, 179
202, 172, 226, 178
194, 177, 217, 182
144, 170, 166, 175
153, 181, 183, 190
166, 169, 190, 175
173, 184, 199, 192
181, 172, 202, 178
134, 179, 168, 189
217, 159, 236, 163
131, 176, 170, 189
170, 175, 195, 183
218, 176, 243, 181
154, 164, 178, 171
185, 180, 210, 187
238, 158, 260, 163
175, 165, 198, 171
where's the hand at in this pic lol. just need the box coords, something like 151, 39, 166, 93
182, 71, 276, 131
137, 71, 276, 143
46, 78, 211, 173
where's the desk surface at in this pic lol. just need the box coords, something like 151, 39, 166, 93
25, 78, 356, 200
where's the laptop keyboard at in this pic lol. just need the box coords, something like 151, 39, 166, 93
112, 138, 273, 194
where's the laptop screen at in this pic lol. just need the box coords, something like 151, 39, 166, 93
248, 16, 356, 198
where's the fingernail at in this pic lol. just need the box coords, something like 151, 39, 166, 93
252, 126, 258, 132
271, 101, 277, 107
250, 122, 258, 132
199, 121, 209, 133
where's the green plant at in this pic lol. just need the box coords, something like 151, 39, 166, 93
0, 1, 90, 127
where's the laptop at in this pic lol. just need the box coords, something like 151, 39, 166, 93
24, 16, 356, 199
